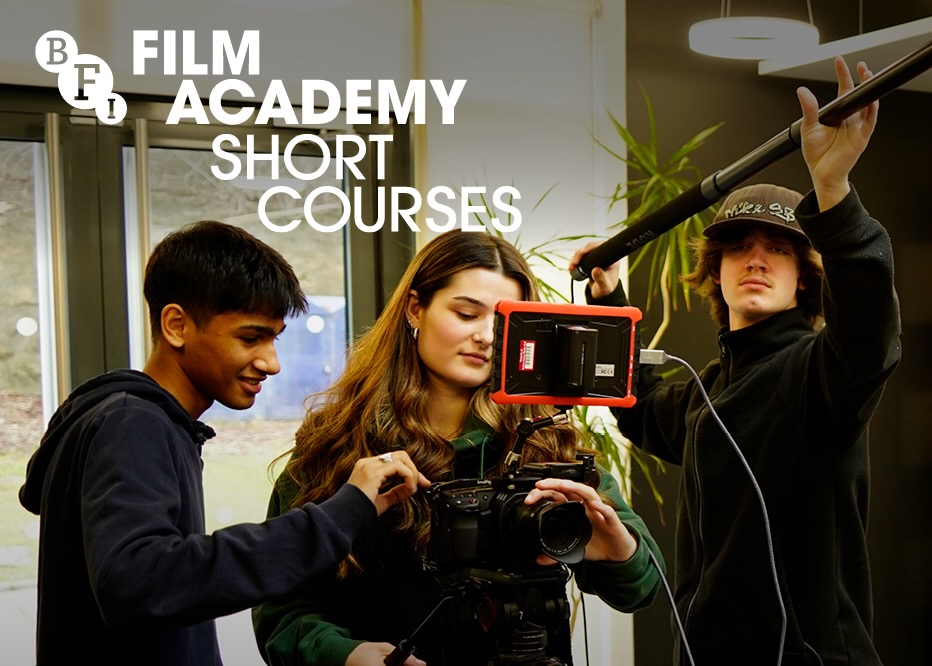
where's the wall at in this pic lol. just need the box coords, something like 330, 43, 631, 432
625, 1, 932, 664
418, 0, 628, 290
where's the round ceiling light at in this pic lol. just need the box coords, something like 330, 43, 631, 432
689, 17, 820, 60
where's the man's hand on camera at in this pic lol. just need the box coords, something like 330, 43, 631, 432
347, 451, 430, 517
526, 478, 638, 564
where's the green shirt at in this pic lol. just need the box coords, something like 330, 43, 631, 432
252, 422, 664, 666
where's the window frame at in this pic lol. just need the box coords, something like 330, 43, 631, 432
0, 83, 415, 392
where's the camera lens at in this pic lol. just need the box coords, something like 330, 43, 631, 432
539, 504, 583, 555
508, 499, 592, 564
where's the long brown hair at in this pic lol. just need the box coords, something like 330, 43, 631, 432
684, 226, 824, 329
283, 230, 584, 573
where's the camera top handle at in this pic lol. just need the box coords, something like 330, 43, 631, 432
503, 408, 571, 474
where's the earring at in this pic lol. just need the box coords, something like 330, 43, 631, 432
406, 319, 419, 341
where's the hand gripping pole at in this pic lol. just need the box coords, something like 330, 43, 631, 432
572, 39, 932, 281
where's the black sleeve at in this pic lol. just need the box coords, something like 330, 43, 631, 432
82, 402, 375, 626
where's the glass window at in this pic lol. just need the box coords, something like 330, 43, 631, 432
0, 137, 45, 665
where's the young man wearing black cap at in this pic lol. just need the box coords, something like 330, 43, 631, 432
569, 57, 900, 664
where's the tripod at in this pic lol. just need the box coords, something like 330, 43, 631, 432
384, 564, 572, 666
466, 566, 571, 665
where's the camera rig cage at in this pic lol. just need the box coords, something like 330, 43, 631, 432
489, 300, 642, 408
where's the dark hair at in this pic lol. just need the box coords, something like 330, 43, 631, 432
684, 225, 824, 329
143, 220, 308, 340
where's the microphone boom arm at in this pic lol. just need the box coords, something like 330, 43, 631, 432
572, 39, 932, 281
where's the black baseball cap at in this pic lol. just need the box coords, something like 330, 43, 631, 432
704, 184, 809, 244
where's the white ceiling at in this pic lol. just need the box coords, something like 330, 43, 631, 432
759, 16, 932, 93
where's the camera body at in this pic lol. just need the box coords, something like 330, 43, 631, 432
426, 454, 597, 572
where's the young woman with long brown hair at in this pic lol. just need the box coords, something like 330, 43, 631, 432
252, 229, 663, 666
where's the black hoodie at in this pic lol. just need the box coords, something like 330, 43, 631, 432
601, 188, 901, 665
20, 369, 375, 666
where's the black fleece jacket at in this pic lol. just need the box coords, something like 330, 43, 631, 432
600, 188, 901, 665
19, 369, 376, 666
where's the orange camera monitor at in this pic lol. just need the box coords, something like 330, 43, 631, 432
490, 300, 641, 408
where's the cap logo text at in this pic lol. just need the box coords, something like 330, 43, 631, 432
722, 200, 796, 224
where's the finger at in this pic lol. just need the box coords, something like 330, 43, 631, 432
381, 452, 417, 494
370, 457, 430, 511
395, 452, 432, 488
585, 498, 623, 525
377, 451, 429, 493
347, 456, 413, 505
399, 468, 431, 491
834, 56, 855, 96
525, 488, 569, 504
856, 62, 880, 129
392, 462, 422, 496
534, 478, 601, 501
375, 477, 425, 515
528, 487, 593, 507
796, 86, 819, 130
568, 241, 604, 270
378, 484, 413, 509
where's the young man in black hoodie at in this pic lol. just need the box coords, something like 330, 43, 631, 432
19, 220, 429, 666
569, 58, 901, 664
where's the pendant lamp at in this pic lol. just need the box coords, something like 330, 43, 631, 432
689, 1, 820, 60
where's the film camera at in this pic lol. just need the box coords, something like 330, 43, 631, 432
426, 453, 597, 571
415, 449, 597, 666
404, 411, 600, 665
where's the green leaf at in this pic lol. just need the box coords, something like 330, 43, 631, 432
668, 122, 724, 165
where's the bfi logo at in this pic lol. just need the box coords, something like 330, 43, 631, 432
35, 30, 127, 124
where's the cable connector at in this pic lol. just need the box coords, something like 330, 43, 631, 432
639, 348, 670, 366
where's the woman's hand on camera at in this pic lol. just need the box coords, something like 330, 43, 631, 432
346, 451, 431, 517
568, 240, 621, 300
346, 641, 426, 666
526, 478, 638, 563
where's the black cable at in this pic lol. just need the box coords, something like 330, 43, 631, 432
646, 547, 696, 666
579, 581, 589, 665
661, 352, 788, 666
383, 595, 455, 666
